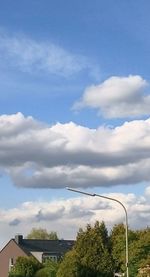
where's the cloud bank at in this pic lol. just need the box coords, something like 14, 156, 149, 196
0, 187, 150, 247
73, 75, 150, 118
0, 113, 150, 188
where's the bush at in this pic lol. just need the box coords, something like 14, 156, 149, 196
9, 256, 42, 277
35, 267, 56, 277
35, 260, 58, 277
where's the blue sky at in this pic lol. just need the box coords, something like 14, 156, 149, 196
0, 0, 150, 247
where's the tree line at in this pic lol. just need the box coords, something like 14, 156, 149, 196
9, 223, 150, 277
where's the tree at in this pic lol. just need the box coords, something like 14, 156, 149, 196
129, 227, 150, 277
9, 256, 41, 277
27, 228, 58, 240
110, 223, 127, 273
111, 224, 150, 277
57, 221, 114, 277
76, 221, 114, 277
56, 249, 79, 277
137, 256, 150, 277
35, 260, 59, 277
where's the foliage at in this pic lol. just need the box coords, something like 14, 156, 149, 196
56, 249, 79, 277
35, 260, 59, 277
110, 223, 127, 273
110, 224, 150, 277
129, 228, 150, 277
9, 256, 41, 277
75, 221, 114, 277
9, 223, 150, 277
57, 221, 114, 277
9, 257, 59, 277
58, 222, 150, 277
26, 228, 58, 240
137, 256, 150, 277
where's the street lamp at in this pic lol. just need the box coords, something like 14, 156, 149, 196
66, 187, 129, 277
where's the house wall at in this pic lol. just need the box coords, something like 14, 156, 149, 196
0, 240, 28, 277
31, 251, 43, 263
31, 251, 58, 263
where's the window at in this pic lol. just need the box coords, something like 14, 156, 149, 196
9, 257, 14, 272
42, 253, 58, 263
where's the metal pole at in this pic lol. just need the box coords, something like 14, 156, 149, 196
66, 187, 129, 277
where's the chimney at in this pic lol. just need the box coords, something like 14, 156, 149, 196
15, 235, 23, 245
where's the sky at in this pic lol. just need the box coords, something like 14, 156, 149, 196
0, 0, 150, 248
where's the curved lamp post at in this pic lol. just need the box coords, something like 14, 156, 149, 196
67, 187, 129, 277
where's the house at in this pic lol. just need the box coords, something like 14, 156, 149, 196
0, 234, 74, 277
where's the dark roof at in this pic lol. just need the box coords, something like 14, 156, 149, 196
13, 238, 75, 255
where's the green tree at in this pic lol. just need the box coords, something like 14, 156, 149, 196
35, 260, 59, 277
137, 256, 150, 277
111, 224, 150, 277
110, 223, 127, 273
9, 256, 41, 277
76, 221, 114, 277
56, 250, 79, 277
27, 228, 58, 240
129, 228, 150, 277
57, 221, 114, 277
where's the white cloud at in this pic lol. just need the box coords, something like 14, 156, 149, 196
0, 113, 150, 188
145, 186, 150, 197
73, 75, 150, 118
0, 187, 150, 248
0, 33, 99, 78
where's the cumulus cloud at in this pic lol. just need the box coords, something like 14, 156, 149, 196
0, 113, 150, 188
0, 187, 150, 247
9, 218, 21, 226
73, 75, 150, 118
35, 207, 65, 222
0, 33, 99, 78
